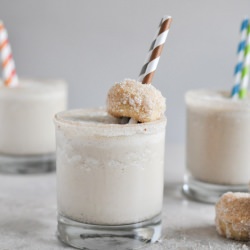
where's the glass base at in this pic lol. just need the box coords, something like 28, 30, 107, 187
0, 153, 56, 174
182, 175, 249, 204
57, 214, 162, 250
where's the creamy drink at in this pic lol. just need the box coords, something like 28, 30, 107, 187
0, 79, 67, 173
183, 89, 250, 203
55, 13, 172, 249
55, 108, 166, 249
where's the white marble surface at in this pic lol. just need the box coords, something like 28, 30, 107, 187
0, 145, 249, 250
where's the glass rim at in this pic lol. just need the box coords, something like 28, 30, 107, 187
0, 78, 67, 99
54, 108, 167, 131
185, 89, 250, 110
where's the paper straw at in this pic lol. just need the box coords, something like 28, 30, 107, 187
231, 18, 249, 98
138, 16, 172, 84
128, 16, 172, 124
239, 23, 250, 99
0, 21, 19, 87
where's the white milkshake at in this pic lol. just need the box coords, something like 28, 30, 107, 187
55, 108, 166, 225
0, 79, 67, 173
183, 89, 250, 202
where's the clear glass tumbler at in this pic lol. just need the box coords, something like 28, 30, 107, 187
54, 108, 166, 250
183, 90, 250, 203
0, 79, 67, 174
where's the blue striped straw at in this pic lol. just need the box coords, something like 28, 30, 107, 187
239, 24, 250, 99
231, 18, 249, 98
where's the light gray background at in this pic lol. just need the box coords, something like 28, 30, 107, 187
1, 0, 250, 143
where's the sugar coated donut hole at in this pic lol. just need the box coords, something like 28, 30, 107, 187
106, 79, 166, 123
215, 192, 250, 241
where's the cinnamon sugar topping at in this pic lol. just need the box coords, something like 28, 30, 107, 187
106, 79, 166, 122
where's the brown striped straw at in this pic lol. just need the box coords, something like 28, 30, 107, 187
138, 16, 172, 84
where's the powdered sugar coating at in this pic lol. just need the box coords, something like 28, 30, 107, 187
215, 192, 250, 241
106, 79, 166, 122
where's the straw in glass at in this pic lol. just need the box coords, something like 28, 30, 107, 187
239, 23, 250, 99
0, 21, 19, 87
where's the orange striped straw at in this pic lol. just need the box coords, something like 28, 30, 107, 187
0, 21, 19, 87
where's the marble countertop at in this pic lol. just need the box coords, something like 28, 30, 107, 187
0, 145, 249, 250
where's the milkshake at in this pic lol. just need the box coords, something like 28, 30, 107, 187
0, 79, 67, 173
55, 75, 167, 250
183, 89, 250, 203
55, 108, 166, 249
